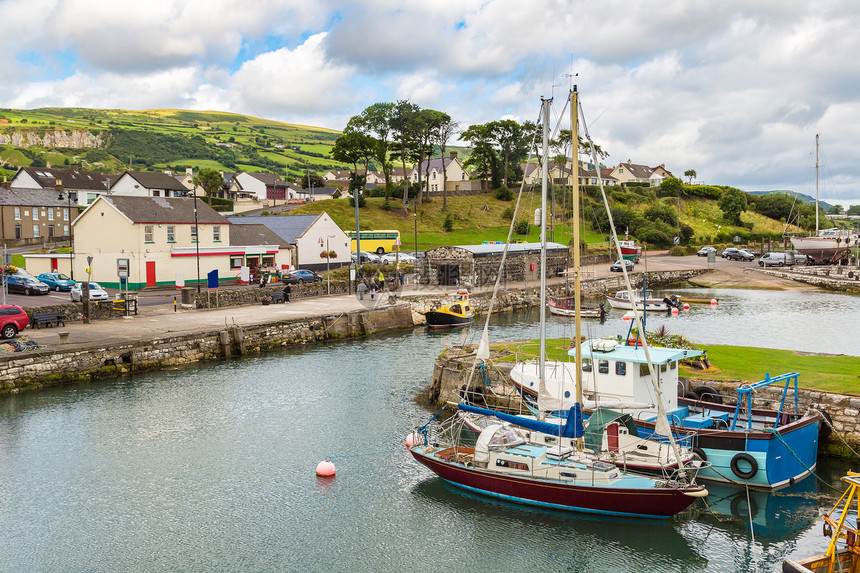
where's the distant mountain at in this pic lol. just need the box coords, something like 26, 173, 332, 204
746, 189, 832, 211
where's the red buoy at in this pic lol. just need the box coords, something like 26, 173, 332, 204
316, 460, 336, 477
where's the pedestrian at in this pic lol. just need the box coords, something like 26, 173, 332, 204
259, 274, 266, 288
357, 280, 367, 300
398, 269, 404, 286
370, 279, 377, 300
283, 283, 291, 303
377, 270, 385, 291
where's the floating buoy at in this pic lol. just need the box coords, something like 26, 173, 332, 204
682, 303, 690, 311
710, 299, 718, 305
316, 460, 336, 477
671, 307, 679, 315
622, 314, 631, 321
405, 432, 424, 447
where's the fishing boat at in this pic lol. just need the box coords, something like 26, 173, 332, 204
548, 297, 605, 318
616, 237, 642, 262
567, 339, 821, 489
410, 90, 708, 518
606, 289, 672, 311
424, 289, 474, 328
676, 295, 718, 305
789, 135, 860, 264
783, 472, 860, 573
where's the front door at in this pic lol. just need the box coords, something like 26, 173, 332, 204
146, 261, 156, 287
50, 257, 58, 272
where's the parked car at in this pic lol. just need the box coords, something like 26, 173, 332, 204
697, 246, 717, 257
609, 259, 635, 272
738, 248, 756, 260
37, 272, 76, 292
281, 270, 322, 284
380, 252, 417, 265
6, 275, 50, 295
721, 248, 754, 261
351, 251, 381, 264
0, 304, 29, 339
70, 282, 109, 302
758, 252, 793, 267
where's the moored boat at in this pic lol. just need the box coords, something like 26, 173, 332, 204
616, 237, 642, 262
607, 290, 670, 311
424, 289, 474, 329
548, 297, 605, 318
790, 228, 859, 264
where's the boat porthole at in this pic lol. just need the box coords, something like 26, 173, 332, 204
564, 391, 570, 398
730, 453, 758, 480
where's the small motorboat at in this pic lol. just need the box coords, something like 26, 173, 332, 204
607, 290, 670, 311
424, 289, 474, 329
548, 298, 605, 318
783, 471, 860, 572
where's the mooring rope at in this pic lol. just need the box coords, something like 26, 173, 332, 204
772, 428, 839, 492
809, 407, 860, 458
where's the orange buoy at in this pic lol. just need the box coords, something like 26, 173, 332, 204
405, 432, 424, 447
710, 299, 718, 305
671, 307, 679, 315
682, 303, 690, 311
316, 460, 336, 477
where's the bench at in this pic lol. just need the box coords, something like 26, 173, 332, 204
269, 291, 286, 303
32, 311, 66, 329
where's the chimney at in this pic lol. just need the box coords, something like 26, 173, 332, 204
164, 168, 172, 176
449, 151, 458, 159
71, 162, 79, 171
186, 167, 193, 175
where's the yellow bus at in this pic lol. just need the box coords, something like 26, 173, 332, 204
346, 229, 401, 254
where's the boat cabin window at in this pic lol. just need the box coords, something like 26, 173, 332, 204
496, 459, 529, 471
463, 305, 471, 313
670, 360, 677, 370
542, 435, 558, 445
581, 359, 592, 372
639, 363, 650, 376
660, 363, 668, 373
615, 361, 627, 376
450, 304, 461, 314
598, 360, 609, 374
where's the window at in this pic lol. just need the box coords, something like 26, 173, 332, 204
48, 225, 54, 238
191, 225, 198, 242
87, 193, 97, 204
598, 360, 609, 374
615, 361, 627, 376
64, 225, 69, 237
213, 225, 221, 241
48, 209, 54, 221
581, 358, 592, 372
64, 208, 69, 221
144, 225, 153, 243
660, 363, 668, 373
167, 225, 175, 242
0, 307, 23, 316
640, 363, 650, 376
33, 224, 39, 238
670, 361, 677, 370
14, 207, 21, 220
230, 256, 243, 269
262, 255, 275, 267
33, 209, 39, 221
153, 190, 160, 197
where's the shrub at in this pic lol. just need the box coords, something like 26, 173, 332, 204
514, 220, 530, 235
495, 185, 514, 201
501, 206, 514, 220
381, 198, 391, 211
443, 213, 453, 232
668, 245, 686, 256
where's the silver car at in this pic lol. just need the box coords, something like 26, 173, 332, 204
70, 282, 110, 302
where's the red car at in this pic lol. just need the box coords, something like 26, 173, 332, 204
0, 305, 29, 339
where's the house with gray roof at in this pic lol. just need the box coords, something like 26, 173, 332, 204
110, 170, 191, 199
0, 187, 72, 246
227, 212, 349, 271
9, 165, 114, 207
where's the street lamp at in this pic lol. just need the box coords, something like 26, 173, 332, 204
56, 180, 74, 281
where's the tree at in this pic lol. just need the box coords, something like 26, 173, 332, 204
718, 187, 748, 225
660, 177, 683, 196
758, 193, 796, 221
459, 123, 501, 188
331, 131, 376, 208
300, 173, 325, 189
488, 119, 530, 187
434, 115, 459, 212
389, 100, 421, 213
847, 205, 860, 216
684, 169, 697, 184
826, 204, 843, 215
345, 102, 394, 186
415, 109, 448, 202
194, 168, 224, 197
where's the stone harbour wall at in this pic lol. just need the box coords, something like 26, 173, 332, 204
0, 304, 415, 394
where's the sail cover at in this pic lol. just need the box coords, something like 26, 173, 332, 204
459, 403, 584, 439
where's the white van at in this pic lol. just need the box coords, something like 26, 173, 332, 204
758, 252, 794, 267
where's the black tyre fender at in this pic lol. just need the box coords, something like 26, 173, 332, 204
692, 447, 707, 462
683, 391, 699, 400
730, 452, 758, 480
693, 385, 723, 404
818, 410, 833, 442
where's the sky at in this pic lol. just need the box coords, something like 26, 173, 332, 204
2, 0, 859, 206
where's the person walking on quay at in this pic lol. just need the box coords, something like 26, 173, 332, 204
369, 279, 377, 300
283, 283, 291, 303
377, 269, 385, 291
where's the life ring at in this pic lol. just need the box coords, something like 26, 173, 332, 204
730, 453, 758, 480
692, 447, 707, 462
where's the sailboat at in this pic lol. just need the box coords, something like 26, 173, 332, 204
789, 135, 859, 264
409, 91, 707, 518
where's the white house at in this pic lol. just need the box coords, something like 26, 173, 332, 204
9, 166, 113, 207
408, 153, 469, 192
110, 170, 191, 198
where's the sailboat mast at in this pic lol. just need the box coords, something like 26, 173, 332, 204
539, 98, 550, 385
815, 133, 820, 234
570, 87, 582, 406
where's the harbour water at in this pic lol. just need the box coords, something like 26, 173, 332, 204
0, 288, 857, 572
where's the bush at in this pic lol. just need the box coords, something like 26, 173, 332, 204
668, 245, 686, 256
380, 198, 391, 211
495, 185, 514, 201
443, 213, 453, 232
501, 206, 514, 220
514, 220, 530, 235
